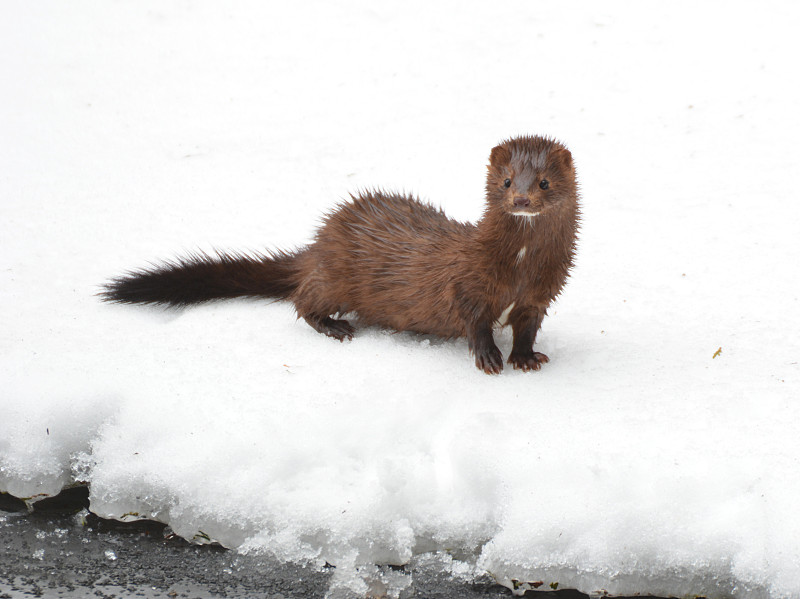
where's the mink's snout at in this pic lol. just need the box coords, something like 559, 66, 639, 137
513, 196, 531, 207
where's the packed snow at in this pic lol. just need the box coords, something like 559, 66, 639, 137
2, 1, 799, 597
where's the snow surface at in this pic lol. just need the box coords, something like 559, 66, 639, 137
2, 1, 799, 597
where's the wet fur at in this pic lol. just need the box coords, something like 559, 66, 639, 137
102, 135, 580, 374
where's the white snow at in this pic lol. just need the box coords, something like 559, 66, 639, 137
2, 1, 800, 597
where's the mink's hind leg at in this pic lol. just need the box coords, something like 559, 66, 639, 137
302, 314, 355, 342
290, 266, 354, 341
507, 306, 549, 371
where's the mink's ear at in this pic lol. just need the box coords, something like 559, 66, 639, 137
489, 145, 511, 167
551, 147, 573, 171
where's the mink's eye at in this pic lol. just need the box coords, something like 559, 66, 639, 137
539, 179, 549, 190
503, 178, 511, 188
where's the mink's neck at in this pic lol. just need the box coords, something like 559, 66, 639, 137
473, 198, 579, 276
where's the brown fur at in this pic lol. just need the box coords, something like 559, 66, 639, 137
102, 135, 580, 374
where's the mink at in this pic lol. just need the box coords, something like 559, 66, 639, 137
101, 135, 580, 374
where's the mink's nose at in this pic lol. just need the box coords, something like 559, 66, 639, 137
513, 196, 530, 207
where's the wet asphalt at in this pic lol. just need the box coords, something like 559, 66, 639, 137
0, 488, 549, 599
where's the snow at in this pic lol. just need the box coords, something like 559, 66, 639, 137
2, 1, 799, 597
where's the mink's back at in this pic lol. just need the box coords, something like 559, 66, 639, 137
292, 190, 474, 337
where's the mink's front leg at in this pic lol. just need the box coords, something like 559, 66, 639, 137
456, 286, 504, 374
467, 320, 504, 375
508, 306, 549, 371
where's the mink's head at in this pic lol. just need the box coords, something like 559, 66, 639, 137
485, 135, 576, 219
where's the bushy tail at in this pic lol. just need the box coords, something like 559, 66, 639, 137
100, 249, 300, 307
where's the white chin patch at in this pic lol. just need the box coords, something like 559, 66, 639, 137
512, 211, 540, 218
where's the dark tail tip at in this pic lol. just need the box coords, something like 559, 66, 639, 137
99, 272, 183, 306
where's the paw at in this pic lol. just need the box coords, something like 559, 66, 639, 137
475, 345, 504, 375
324, 318, 355, 342
508, 351, 549, 372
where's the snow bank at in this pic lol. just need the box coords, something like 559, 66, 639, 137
2, 1, 799, 597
